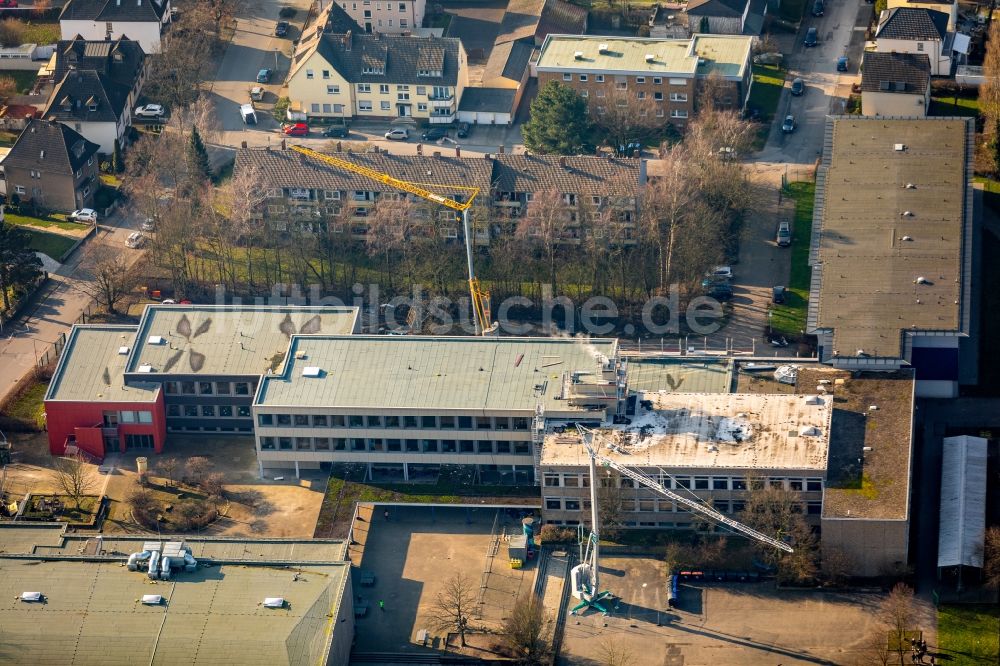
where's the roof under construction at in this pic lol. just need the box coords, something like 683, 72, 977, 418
540, 391, 832, 471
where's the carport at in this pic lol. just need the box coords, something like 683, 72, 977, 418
937, 435, 987, 590
458, 88, 516, 125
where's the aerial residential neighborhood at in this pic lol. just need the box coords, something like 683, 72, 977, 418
0, 0, 998, 662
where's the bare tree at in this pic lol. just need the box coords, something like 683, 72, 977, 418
741, 479, 817, 582
983, 525, 1000, 590
0, 19, 25, 49
855, 628, 892, 666
429, 572, 477, 647
878, 582, 916, 665
588, 88, 663, 152
500, 594, 549, 663
75, 245, 141, 314
517, 187, 572, 293
52, 454, 95, 509
597, 472, 626, 541
201, 471, 225, 499
184, 456, 212, 486
158, 458, 179, 487
0, 75, 18, 100
820, 546, 856, 587
598, 637, 635, 666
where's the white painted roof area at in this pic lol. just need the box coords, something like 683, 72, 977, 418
541, 391, 832, 471
938, 435, 987, 569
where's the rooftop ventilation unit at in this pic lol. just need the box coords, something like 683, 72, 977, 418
147, 335, 165, 345
574, 50, 584, 60
645, 53, 655, 62
118, 346, 130, 355
137, 365, 154, 373
598, 43, 609, 54
263, 597, 286, 608
905, 183, 916, 189
141, 595, 164, 605
302, 366, 322, 377
901, 211, 913, 217
894, 143, 906, 151
19, 592, 42, 602
799, 425, 820, 437
915, 276, 930, 284
295, 350, 307, 359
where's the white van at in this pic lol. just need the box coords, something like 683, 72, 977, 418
240, 103, 257, 125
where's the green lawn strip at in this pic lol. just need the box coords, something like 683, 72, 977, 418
20, 21, 61, 45
0, 68, 39, 94
4, 380, 47, 428
937, 605, 1000, 665
929, 97, 980, 117
770, 181, 814, 338
749, 64, 787, 123
23, 227, 77, 261
326, 476, 538, 505
6, 211, 86, 232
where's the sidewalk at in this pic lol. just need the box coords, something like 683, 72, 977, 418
0, 213, 138, 406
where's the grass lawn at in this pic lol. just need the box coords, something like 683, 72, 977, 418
4, 380, 47, 429
0, 69, 38, 95
23, 227, 77, 261
749, 64, 787, 123
19, 21, 61, 45
937, 605, 1000, 664
769, 181, 814, 338
929, 96, 980, 117
6, 210, 87, 232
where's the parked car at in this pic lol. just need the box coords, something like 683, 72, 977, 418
69, 208, 97, 223
282, 122, 309, 136
772, 285, 787, 304
125, 231, 146, 248
250, 86, 265, 101
706, 282, 734, 301
776, 220, 791, 246
384, 128, 409, 141
240, 103, 257, 124
811, 0, 824, 16
140, 217, 156, 232
421, 126, 448, 141
837, 56, 849, 72
256, 68, 272, 83
790, 78, 805, 96
274, 20, 289, 36
804, 27, 818, 47
455, 122, 470, 138
322, 123, 349, 138
781, 115, 796, 134
706, 266, 733, 279
135, 104, 164, 118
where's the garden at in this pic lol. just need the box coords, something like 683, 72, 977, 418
121, 456, 226, 532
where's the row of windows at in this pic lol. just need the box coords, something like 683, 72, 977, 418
257, 413, 532, 430
347, 1, 409, 11
543, 474, 823, 492
167, 404, 252, 418
543, 497, 823, 515
259, 437, 534, 454
163, 381, 254, 396
104, 410, 153, 424
581, 90, 687, 102
561, 73, 687, 86
593, 106, 688, 118
355, 84, 449, 95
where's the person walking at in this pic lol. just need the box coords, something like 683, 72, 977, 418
384, 509, 389, 521
378, 599, 385, 611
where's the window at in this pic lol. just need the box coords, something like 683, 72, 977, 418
322, 70, 330, 79
167, 404, 180, 417
916, 42, 924, 51
595, 89, 605, 98
545, 498, 561, 510
475, 416, 491, 429
184, 405, 198, 417
306, 69, 314, 79
417, 103, 428, 112
563, 73, 571, 81
421, 415, 437, 428
579, 74, 588, 81
179, 381, 195, 394
580, 90, 588, 98
219, 406, 233, 417
564, 500, 580, 511
277, 414, 292, 426
349, 415, 364, 427
439, 416, 455, 429
694, 477, 709, 490
279, 437, 293, 450
400, 19, 408, 27
596, 106, 605, 114
202, 405, 216, 417
260, 437, 275, 450
653, 77, 662, 84
670, 109, 688, 118
215, 381, 230, 394
789, 479, 803, 491
13, 185, 24, 195
238, 406, 251, 417
595, 74, 604, 82
334, 104, 344, 113
163, 382, 178, 394
235, 382, 250, 395
669, 78, 686, 85
30, 170, 40, 179
637, 91, 646, 99
636, 77, 645, 83
397, 92, 410, 101
712, 477, 728, 490
615, 81, 627, 90
327, 85, 340, 94
807, 479, 823, 491
381, 101, 391, 111
198, 382, 213, 395
120, 411, 136, 423
315, 437, 331, 450
654, 92, 663, 101
807, 501, 822, 515
564, 476, 579, 487
732, 478, 747, 491
669, 92, 687, 102
293, 414, 309, 426
311, 103, 320, 113
359, 101, 373, 112
358, 84, 371, 93
399, 1, 405, 9
379, 84, 390, 94
364, 9, 371, 17
544, 474, 560, 487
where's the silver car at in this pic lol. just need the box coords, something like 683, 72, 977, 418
776, 221, 791, 247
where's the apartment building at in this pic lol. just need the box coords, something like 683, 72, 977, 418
535, 34, 754, 126
234, 145, 645, 245
339, 0, 424, 34
287, 28, 467, 123
253, 336, 625, 481
3, 119, 100, 212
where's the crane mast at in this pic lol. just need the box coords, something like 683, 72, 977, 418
288, 145, 496, 334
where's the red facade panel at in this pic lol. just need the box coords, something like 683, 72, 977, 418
44, 391, 166, 458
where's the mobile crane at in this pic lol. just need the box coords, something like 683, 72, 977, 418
289, 144, 498, 335
569, 425, 793, 615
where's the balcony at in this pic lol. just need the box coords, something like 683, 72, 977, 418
428, 114, 455, 124
429, 97, 454, 108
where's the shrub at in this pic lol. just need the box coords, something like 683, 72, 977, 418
0, 18, 24, 48
538, 524, 575, 544
201, 472, 225, 499
278, 6, 297, 18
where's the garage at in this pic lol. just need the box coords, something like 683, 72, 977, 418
458, 88, 515, 125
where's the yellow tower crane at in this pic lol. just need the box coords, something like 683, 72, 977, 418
289, 144, 498, 335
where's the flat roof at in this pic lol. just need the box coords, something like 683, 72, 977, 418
541, 391, 832, 471
627, 358, 732, 394
536, 34, 751, 79
45, 325, 159, 403
808, 117, 973, 359
0, 559, 349, 665
938, 435, 987, 568
126, 305, 359, 377
256, 335, 619, 413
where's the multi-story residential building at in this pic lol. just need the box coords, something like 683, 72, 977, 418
59, 0, 171, 55
860, 52, 931, 117
875, 7, 953, 76
535, 34, 754, 127
287, 28, 467, 123
41, 36, 146, 154
2, 119, 100, 212
234, 145, 645, 245
339, 0, 424, 34
807, 117, 975, 398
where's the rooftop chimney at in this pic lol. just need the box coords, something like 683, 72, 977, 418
344, 30, 352, 51
416, 142, 423, 155
336, 141, 342, 151
558, 156, 567, 168
241, 140, 247, 148
432, 150, 441, 157
281, 138, 286, 150
499, 144, 504, 154
455, 146, 461, 158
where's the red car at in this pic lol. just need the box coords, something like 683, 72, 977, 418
282, 122, 309, 137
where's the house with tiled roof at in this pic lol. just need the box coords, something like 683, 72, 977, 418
860, 52, 931, 116
887, 0, 957, 30
234, 144, 645, 245
59, 0, 171, 54
875, 7, 953, 75
41, 36, 146, 154
339, 0, 424, 33
286, 29, 467, 123
684, 0, 767, 35
2, 119, 100, 211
